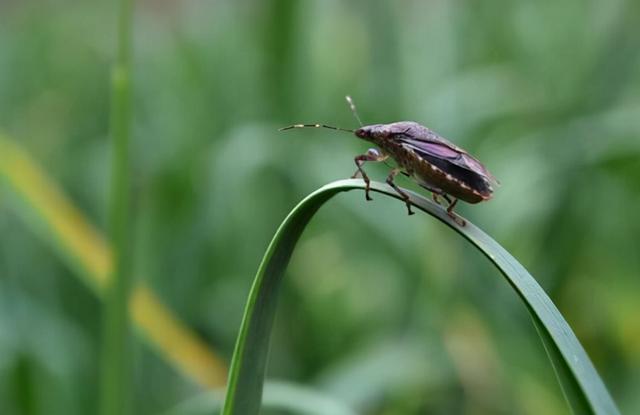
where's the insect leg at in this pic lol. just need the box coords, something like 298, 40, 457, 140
351, 148, 388, 201
418, 183, 446, 206
429, 189, 447, 206
386, 168, 414, 215
446, 197, 466, 226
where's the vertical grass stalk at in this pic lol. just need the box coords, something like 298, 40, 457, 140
100, 0, 134, 413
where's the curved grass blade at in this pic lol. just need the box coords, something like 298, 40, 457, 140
222, 178, 619, 415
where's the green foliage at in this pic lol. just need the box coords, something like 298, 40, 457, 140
162, 381, 357, 415
0, 0, 639, 414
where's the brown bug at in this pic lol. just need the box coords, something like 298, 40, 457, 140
279, 96, 498, 225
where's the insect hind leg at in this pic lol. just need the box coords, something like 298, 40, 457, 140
445, 197, 466, 226
421, 186, 465, 226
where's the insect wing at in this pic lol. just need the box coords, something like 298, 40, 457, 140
400, 136, 498, 185
402, 137, 460, 158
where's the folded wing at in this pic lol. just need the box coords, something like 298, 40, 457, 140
399, 135, 499, 187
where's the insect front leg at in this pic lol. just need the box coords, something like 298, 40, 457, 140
351, 148, 388, 201
386, 168, 414, 215
445, 197, 466, 226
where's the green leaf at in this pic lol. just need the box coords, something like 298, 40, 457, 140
222, 179, 620, 415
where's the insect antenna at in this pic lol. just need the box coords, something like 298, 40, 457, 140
278, 123, 354, 133
345, 95, 363, 127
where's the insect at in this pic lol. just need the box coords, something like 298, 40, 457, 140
279, 96, 498, 225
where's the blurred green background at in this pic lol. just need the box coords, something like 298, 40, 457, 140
1, 0, 639, 414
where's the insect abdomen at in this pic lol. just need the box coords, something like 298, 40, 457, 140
416, 162, 489, 203
391, 144, 491, 204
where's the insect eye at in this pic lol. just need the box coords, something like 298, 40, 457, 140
355, 128, 368, 138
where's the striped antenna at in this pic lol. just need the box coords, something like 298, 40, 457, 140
278, 123, 354, 133
345, 95, 363, 127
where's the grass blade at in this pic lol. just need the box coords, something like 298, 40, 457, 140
100, 0, 135, 411
222, 179, 620, 415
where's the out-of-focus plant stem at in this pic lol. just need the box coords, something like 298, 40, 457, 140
100, 0, 134, 413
